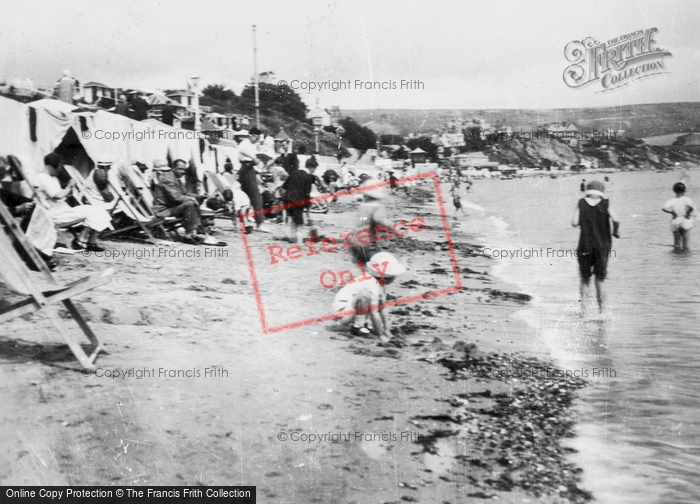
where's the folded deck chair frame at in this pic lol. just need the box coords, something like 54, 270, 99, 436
0, 200, 114, 369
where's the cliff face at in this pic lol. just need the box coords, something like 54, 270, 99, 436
488, 138, 580, 167
486, 137, 699, 169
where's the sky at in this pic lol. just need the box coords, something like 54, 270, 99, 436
0, 0, 698, 111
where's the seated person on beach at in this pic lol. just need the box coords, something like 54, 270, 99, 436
125, 161, 153, 190
339, 162, 359, 189
0, 157, 58, 270
152, 159, 225, 246
35, 153, 112, 252
322, 167, 339, 188
0, 158, 35, 231
571, 180, 620, 315
84, 159, 149, 224
662, 182, 696, 250
332, 252, 407, 341
83, 159, 117, 207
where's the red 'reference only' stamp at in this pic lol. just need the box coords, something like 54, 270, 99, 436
238, 171, 462, 333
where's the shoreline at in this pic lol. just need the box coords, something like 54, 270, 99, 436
0, 183, 593, 502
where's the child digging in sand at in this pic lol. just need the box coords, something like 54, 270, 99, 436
662, 182, 696, 251
332, 252, 407, 342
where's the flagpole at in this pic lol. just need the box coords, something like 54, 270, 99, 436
253, 25, 260, 128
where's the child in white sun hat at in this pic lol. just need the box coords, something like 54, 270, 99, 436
332, 251, 407, 341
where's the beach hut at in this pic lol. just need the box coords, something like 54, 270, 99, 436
82, 82, 119, 106
209, 113, 231, 129
166, 90, 195, 108
180, 116, 218, 131
409, 147, 428, 164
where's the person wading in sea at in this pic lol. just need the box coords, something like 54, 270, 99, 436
662, 182, 696, 251
571, 180, 620, 315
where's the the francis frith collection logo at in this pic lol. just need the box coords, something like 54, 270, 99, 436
563, 28, 672, 92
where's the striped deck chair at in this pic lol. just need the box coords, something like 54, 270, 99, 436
0, 199, 114, 369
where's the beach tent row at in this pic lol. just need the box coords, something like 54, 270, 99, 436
0, 95, 237, 190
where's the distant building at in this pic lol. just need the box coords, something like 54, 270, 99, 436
237, 115, 251, 128
145, 93, 187, 123
545, 122, 579, 146
209, 113, 235, 129
6, 78, 38, 97
306, 105, 331, 127
328, 106, 342, 127
452, 152, 491, 168
166, 90, 195, 108
83, 81, 119, 106
11, 78, 34, 90
545, 122, 578, 134
180, 116, 218, 131
442, 133, 465, 148
365, 121, 400, 137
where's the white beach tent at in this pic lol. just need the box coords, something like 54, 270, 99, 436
0, 95, 210, 187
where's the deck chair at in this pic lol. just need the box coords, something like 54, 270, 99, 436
205, 172, 254, 226
0, 199, 114, 369
104, 168, 168, 243
124, 166, 183, 239
204, 172, 236, 221
63, 165, 157, 243
7, 156, 85, 233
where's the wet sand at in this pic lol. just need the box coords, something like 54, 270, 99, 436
0, 183, 592, 503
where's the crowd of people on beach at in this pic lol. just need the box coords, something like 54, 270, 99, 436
1, 107, 696, 340
0, 125, 429, 343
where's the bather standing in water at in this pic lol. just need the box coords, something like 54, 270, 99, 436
572, 180, 620, 314
662, 182, 696, 251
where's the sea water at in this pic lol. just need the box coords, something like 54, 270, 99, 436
458, 169, 700, 503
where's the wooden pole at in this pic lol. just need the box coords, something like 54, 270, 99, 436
253, 25, 260, 128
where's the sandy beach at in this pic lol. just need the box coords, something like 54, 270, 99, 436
0, 181, 593, 503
